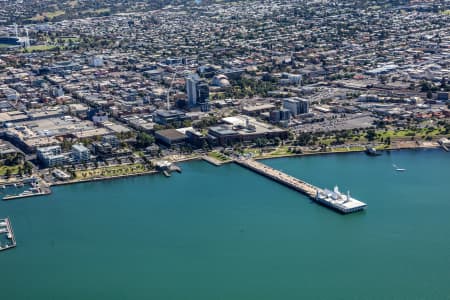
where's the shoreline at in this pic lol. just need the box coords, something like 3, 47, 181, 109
3, 143, 445, 196
250, 143, 442, 161
54, 143, 445, 185
50, 169, 160, 187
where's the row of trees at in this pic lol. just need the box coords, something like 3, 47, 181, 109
0, 153, 24, 166
4, 161, 33, 178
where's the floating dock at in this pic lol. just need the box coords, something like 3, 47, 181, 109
0, 217, 17, 251
234, 158, 366, 214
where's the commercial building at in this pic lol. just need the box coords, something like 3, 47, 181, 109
102, 135, 119, 148
208, 116, 288, 146
270, 109, 291, 123
243, 104, 276, 116
153, 110, 188, 125
437, 92, 449, 101
186, 73, 210, 111
283, 98, 309, 116
155, 129, 188, 146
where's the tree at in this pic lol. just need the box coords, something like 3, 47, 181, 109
61, 139, 73, 151
24, 161, 34, 175
296, 132, 312, 146
136, 132, 155, 148
420, 81, 432, 92
440, 77, 447, 90
255, 138, 266, 148
365, 129, 376, 141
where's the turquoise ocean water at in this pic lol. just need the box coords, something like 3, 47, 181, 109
0, 149, 449, 299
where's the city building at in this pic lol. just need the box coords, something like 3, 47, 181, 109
270, 109, 291, 123
186, 73, 210, 111
283, 97, 309, 116
91, 110, 108, 124
71, 144, 90, 163
208, 116, 288, 146
155, 129, 188, 146
37, 145, 66, 167
153, 110, 188, 125
102, 135, 119, 148
211, 74, 231, 87
89, 55, 104, 67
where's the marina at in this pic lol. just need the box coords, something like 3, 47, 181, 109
3, 188, 52, 200
1, 177, 52, 200
0, 217, 16, 251
234, 158, 367, 213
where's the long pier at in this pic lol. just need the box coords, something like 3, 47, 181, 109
234, 158, 367, 214
235, 158, 319, 198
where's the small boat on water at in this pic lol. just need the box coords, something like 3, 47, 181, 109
393, 164, 406, 172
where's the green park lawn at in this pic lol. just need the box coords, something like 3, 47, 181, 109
208, 151, 231, 162
25, 45, 57, 52
75, 164, 147, 180
29, 10, 65, 21
0, 165, 20, 176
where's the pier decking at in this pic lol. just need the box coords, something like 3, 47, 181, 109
235, 158, 318, 197
235, 158, 366, 213
0, 217, 17, 251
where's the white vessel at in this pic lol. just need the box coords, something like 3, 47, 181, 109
393, 164, 406, 172
315, 186, 367, 214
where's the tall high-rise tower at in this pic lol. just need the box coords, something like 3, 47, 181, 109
186, 73, 210, 111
